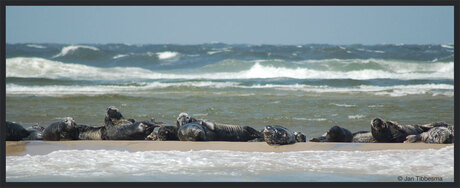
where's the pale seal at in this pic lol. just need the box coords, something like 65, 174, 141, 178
405, 125, 454, 144
263, 125, 297, 145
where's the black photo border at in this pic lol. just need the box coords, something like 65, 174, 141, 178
1, 0, 458, 188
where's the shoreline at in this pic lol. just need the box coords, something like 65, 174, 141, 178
6, 141, 452, 156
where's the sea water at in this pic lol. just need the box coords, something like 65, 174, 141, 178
5, 43, 455, 181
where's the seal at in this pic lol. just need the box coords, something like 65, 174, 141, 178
77, 125, 106, 140
294, 131, 307, 142
263, 125, 297, 145
104, 121, 159, 140
42, 117, 79, 141
104, 106, 135, 128
177, 122, 207, 141
351, 131, 376, 143
309, 125, 353, 142
371, 118, 424, 143
155, 125, 179, 141
176, 113, 263, 141
24, 124, 45, 140
405, 125, 454, 144
6, 121, 30, 141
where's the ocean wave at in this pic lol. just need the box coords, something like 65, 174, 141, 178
53, 45, 100, 58
6, 146, 453, 181
26, 44, 46, 49
348, 114, 366, 119
156, 51, 179, 60
6, 57, 454, 81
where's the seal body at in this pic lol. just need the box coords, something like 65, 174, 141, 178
6, 121, 30, 141
405, 126, 454, 144
104, 106, 135, 128
156, 125, 179, 141
177, 122, 207, 141
352, 131, 376, 143
371, 118, 424, 143
104, 121, 158, 140
263, 125, 296, 145
42, 117, 79, 141
294, 132, 307, 142
24, 125, 45, 140
77, 125, 106, 140
309, 125, 353, 142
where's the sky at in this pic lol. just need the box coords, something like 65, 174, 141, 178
6, 6, 454, 45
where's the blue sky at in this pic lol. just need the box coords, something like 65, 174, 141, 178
6, 6, 454, 45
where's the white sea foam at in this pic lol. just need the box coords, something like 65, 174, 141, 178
26, 44, 46, 49
113, 54, 129, 59
348, 114, 366, 119
441, 44, 453, 49
293, 118, 327, 121
53, 45, 100, 58
156, 51, 179, 60
6, 146, 453, 181
6, 58, 454, 81
330, 103, 356, 107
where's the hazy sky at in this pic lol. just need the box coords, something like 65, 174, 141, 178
6, 6, 454, 45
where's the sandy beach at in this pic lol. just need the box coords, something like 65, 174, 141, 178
6, 141, 452, 156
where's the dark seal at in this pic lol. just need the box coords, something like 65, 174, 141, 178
294, 131, 307, 142
104, 121, 159, 140
6, 121, 30, 141
42, 117, 79, 141
309, 125, 353, 142
24, 124, 45, 140
263, 125, 296, 145
176, 113, 263, 141
371, 118, 424, 143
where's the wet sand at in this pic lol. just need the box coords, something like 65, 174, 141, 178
6, 141, 452, 156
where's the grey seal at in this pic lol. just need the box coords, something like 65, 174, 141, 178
351, 131, 376, 143
6, 121, 30, 141
155, 125, 179, 141
42, 117, 79, 141
104, 121, 159, 140
263, 125, 296, 145
309, 125, 353, 142
104, 106, 135, 128
24, 124, 45, 140
77, 125, 106, 140
294, 131, 307, 142
371, 118, 424, 143
176, 113, 263, 141
405, 125, 454, 144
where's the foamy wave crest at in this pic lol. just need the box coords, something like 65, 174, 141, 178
53, 45, 100, 58
6, 146, 453, 181
26, 44, 46, 49
6, 81, 239, 96
6, 58, 454, 81
157, 51, 179, 60
242, 83, 453, 97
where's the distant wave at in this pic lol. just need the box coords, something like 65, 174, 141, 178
156, 51, 179, 60
53, 45, 100, 58
6, 58, 454, 81
6, 146, 453, 180
26, 44, 46, 49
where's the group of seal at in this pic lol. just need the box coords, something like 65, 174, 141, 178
6, 110, 454, 145
309, 118, 454, 144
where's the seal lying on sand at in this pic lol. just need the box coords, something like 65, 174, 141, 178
155, 125, 179, 141
263, 125, 297, 145
104, 106, 136, 128
42, 117, 79, 141
104, 121, 159, 140
176, 113, 263, 141
351, 131, 376, 143
24, 124, 45, 140
294, 132, 307, 142
405, 125, 454, 144
77, 125, 106, 140
309, 125, 353, 142
6, 121, 30, 141
371, 118, 424, 143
